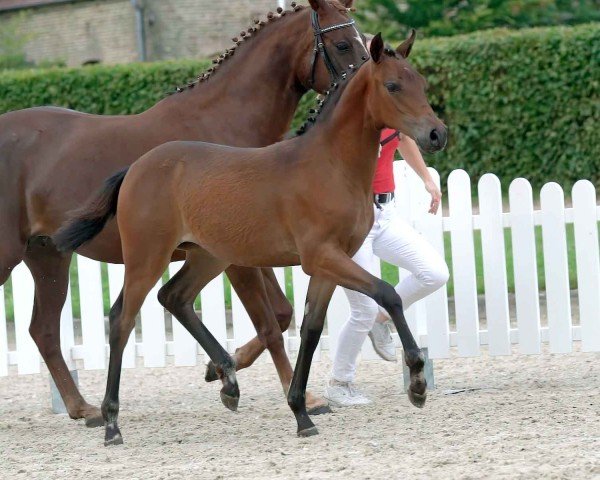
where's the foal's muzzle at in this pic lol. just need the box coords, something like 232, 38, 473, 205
418, 126, 448, 153
429, 127, 447, 150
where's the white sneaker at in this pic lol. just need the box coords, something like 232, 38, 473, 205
324, 379, 372, 407
368, 320, 397, 362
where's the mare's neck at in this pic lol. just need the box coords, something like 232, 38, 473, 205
145, 13, 309, 147
314, 68, 382, 194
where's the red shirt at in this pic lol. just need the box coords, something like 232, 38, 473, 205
372, 128, 399, 194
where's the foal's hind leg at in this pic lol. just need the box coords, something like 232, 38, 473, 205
103, 253, 171, 446
288, 277, 336, 436
24, 237, 103, 426
157, 248, 238, 410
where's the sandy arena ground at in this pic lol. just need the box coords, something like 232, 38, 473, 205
0, 346, 598, 480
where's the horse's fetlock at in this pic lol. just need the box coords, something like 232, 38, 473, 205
101, 399, 119, 419
405, 348, 425, 369
287, 391, 305, 412
275, 305, 293, 331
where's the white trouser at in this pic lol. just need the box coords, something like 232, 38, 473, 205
331, 201, 449, 383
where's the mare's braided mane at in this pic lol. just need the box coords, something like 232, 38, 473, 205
168, 2, 307, 95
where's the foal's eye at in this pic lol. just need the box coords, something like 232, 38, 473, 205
335, 42, 350, 52
385, 82, 401, 93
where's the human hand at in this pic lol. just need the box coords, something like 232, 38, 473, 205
425, 180, 442, 214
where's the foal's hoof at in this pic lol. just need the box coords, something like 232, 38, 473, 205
407, 388, 427, 408
104, 435, 124, 447
220, 391, 240, 412
307, 404, 332, 416
297, 426, 319, 437
204, 361, 219, 383
104, 425, 123, 447
205, 357, 237, 383
404, 349, 427, 409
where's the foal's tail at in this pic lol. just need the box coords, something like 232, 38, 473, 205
53, 167, 129, 252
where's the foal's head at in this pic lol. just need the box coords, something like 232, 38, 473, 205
297, 0, 369, 92
366, 32, 447, 153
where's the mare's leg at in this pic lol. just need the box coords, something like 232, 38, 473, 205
103, 251, 171, 446
205, 268, 293, 379
304, 248, 426, 411
0, 223, 24, 286
24, 237, 103, 426
157, 248, 239, 410
216, 268, 293, 373
205, 267, 329, 414
287, 277, 336, 436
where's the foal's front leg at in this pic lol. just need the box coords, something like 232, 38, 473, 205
305, 248, 427, 409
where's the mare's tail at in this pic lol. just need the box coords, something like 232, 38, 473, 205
53, 168, 129, 252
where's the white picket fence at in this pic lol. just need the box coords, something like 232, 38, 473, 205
1, 163, 599, 377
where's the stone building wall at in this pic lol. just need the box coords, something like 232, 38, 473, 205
3, 0, 138, 67
144, 0, 281, 61
0, 0, 293, 67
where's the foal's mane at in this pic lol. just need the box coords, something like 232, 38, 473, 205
296, 47, 400, 136
295, 68, 355, 136
170, 1, 351, 95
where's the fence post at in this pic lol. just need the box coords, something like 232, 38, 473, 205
509, 179, 541, 353
572, 181, 600, 352
139, 280, 166, 367
12, 263, 39, 374
107, 263, 135, 368
0, 284, 7, 377
478, 174, 511, 355
448, 170, 480, 356
77, 255, 106, 370
540, 183, 572, 353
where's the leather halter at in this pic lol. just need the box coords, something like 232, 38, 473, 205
309, 10, 359, 87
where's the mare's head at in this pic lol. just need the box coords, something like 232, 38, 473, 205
365, 32, 447, 153
294, 0, 369, 92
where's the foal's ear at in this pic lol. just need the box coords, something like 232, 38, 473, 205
396, 29, 416, 59
370, 32, 385, 64
308, 0, 324, 11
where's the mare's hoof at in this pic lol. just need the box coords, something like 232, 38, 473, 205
407, 388, 427, 408
104, 435, 124, 447
297, 426, 319, 437
307, 404, 332, 416
205, 361, 218, 383
84, 413, 104, 428
220, 391, 239, 412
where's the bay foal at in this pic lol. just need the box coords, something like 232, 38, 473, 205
0, 0, 367, 424
55, 32, 446, 444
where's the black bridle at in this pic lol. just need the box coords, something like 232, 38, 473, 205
309, 10, 363, 87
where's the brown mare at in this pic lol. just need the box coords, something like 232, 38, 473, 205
0, 0, 368, 425
55, 32, 447, 445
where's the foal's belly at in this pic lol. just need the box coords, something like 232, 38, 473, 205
185, 212, 300, 268
195, 233, 301, 268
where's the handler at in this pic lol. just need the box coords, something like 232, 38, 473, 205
324, 128, 449, 407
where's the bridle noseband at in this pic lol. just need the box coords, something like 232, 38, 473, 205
309, 10, 363, 87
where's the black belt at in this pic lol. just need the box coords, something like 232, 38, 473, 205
374, 192, 395, 205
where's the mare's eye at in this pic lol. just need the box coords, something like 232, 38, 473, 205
336, 42, 350, 52
385, 82, 401, 93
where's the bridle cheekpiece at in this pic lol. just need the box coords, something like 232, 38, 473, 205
309, 10, 361, 87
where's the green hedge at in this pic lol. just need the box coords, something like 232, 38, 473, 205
1, 23, 598, 189
410, 22, 600, 190
0, 59, 211, 115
